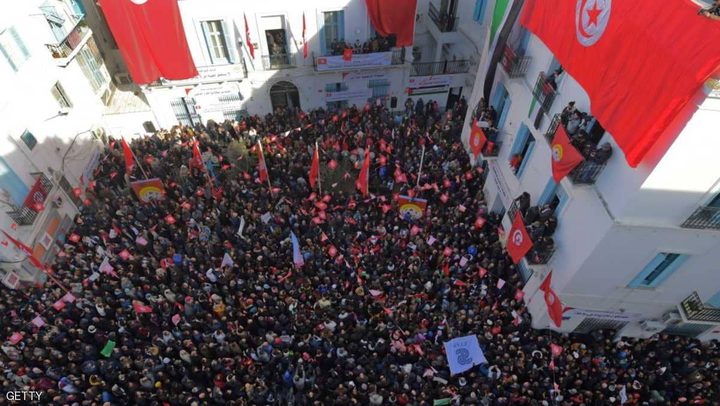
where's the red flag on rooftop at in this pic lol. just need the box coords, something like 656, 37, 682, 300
356, 151, 371, 197
521, 0, 720, 167
506, 212, 533, 264
121, 138, 134, 175
98, 0, 197, 84
550, 125, 584, 182
540, 271, 563, 328
309, 144, 320, 189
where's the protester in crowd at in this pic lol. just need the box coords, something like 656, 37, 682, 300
0, 95, 718, 406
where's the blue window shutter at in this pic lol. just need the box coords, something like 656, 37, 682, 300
200, 22, 214, 64
319, 15, 327, 55
11, 28, 29, 59
338, 11, 345, 41
555, 183, 569, 213
628, 253, 687, 288
649, 255, 687, 287
516, 140, 535, 177
497, 96, 512, 130
473, 0, 487, 22
539, 178, 557, 205
221, 20, 236, 64
0, 158, 29, 206
519, 29, 531, 54
511, 125, 529, 155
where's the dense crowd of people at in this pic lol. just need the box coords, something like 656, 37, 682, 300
1, 98, 719, 405
329, 35, 393, 56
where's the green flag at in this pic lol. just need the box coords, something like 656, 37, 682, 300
434, 399, 452, 406
101, 340, 116, 357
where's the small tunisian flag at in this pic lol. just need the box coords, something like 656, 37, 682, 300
356, 151, 371, 197
506, 212, 533, 264
121, 138, 135, 175
539, 271, 563, 328
551, 124, 584, 182
244, 13, 255, 59
309, 145, 320, 189
291, 231, 304, 268
192, 140, 204, 170
302, 13, 308, 59
98, 0, 197, 84
256, 141, 268, 183
469, 120, 487, 160
343, 48, 353, 62
521, 0, 720, 167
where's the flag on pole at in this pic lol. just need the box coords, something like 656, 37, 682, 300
121, 138, 135, 175
192, 140, 204, 170
2, 230, 42, 269
291, 231, 304, 268
244, 13, 255, 59
540, 271, 563, 328
506, 212, 533, 264
309, 145, 320, 189
521, 0, 720, 167
356, 151, 371, 197
469, 120, 488, 160
96, 0, 197, 84
257, 141, 268, 182
302, 13, 308, 59
551, 124, 584, 182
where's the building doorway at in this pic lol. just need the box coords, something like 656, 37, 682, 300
269, 81, 300, 113
446, 86, 463, 110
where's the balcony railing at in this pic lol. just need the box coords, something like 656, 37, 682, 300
483, 141, 502, 158
261, 53, 294, 70
6, 173, 53, 226
428, 3, 458, 32
532, 72, 557, 114
313, 48, 404, 72
680, 291, 720, 323
546, 113, 607, 185
500, 45, 531, 78
507, 200, 521, 222
46, 19, 89, 59
526, 246, 555, 265
682, 206, 720, 230
410, 60, 470, 76
545, 113, 562, 143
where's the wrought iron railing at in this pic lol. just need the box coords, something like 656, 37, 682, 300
6, 173, 53, 226
526, 246, 555, 265
532, 72, 557, 114
500, 45, 531, 78
428, 2, 459, 32
312, 48, 405, 70
483, 141, 502, 158
545, 113, 562, 143
507, 200, 521, 222
682, 206, 720, 230
680, 291, 720, 323
46, 19, 89, 59
261, 53, 293, 70
410, 60, 470, 76
546, 113, 607, 185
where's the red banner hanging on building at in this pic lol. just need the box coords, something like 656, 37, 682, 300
521, 0, 720, 167
365, 0, 417, 46
98, 0, 197, 84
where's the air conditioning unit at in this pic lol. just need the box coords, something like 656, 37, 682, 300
113, 72, 132, 86
640, 320, 665, 333
662, 311, 683, 326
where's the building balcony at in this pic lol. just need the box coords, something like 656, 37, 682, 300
482, 141, 502, 158
6, 173, 53, 226
500, 45, 531, 78
682, 206, 720, 230
679, 292, 720, 324
507, 200, 521, 222
410, 59, 470, 76
46, 18, 89, 60
531, 72, 557, 114
428, 2, 458, 32
526, 246, 555, 265
261, 53, 294, 70
313, 48, 404, 72
546, 114, 609, 185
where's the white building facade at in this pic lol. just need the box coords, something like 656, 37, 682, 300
462, 0, 720, 341
83, 0, 491, 131
0, 0, 111, 285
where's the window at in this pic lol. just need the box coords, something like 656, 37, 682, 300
490, 84, 511, 130
325, 82, 348, 92
708, 290, 720, 308
51, 82, 72, 109
538, 178, 569, 215
0, 157, 29, 206
321, 11, 345, 55
41, 2, 68, 42
0, 27, 30, 72
628, 253, 688, 289
76, 38, 109, 93
202, 20, 232, 64
20, 130, 37, 151
473, 0, 487, 23
517, 28, 531, 55
368, 79, 390, 98
509, 124, 535, 177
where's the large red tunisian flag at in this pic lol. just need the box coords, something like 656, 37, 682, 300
468, 120, 488, 160
365, 0, 418, 46
551, 125, 584, 182
309, 145, 320, 189
539, 271, 563, 328
98, 0, 197, 84
121, 138, 135, 175
506, 212, 533, 264
521, 0, 720, 167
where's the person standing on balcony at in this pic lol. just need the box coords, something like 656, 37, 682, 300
700, 0, 720, 21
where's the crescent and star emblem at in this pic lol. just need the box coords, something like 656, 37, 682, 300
576, 0, 611, 47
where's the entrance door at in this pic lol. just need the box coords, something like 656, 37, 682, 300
269, 81, 300, 113
446, 86, 462, 110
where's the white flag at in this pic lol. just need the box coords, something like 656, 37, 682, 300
221, 253, 234, 268
619, 385, 628, 404
237, 216, 246, 238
